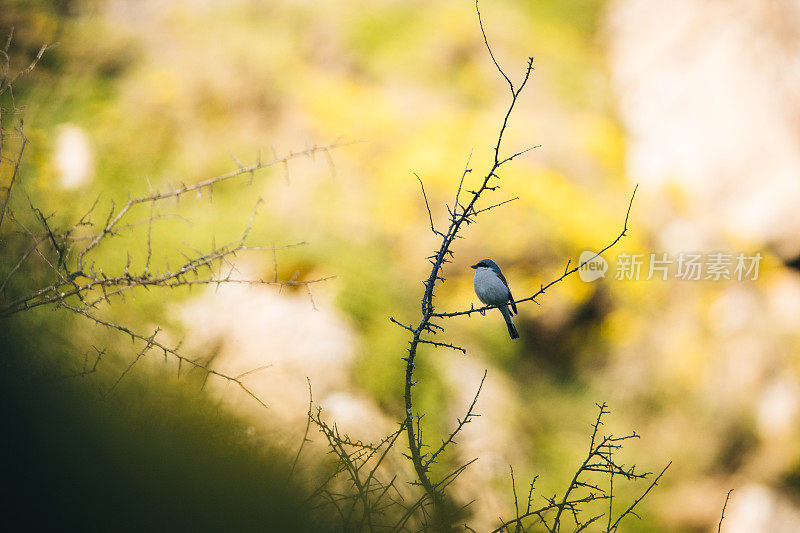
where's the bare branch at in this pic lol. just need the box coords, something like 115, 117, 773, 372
431, 185, 638, 319
400, 5, 541, 509
488, 404, 663, 533
308, 407, 409, 531
75, 141, 352, 270
418, 338, 467, 354
0, 41, 51, 98
453, 150, 473, 211
416, 173, 442, 237
472, 196, 519, 216
509, 466, 522, 533
717, 488, 734, 533
0, 234, 46, 294
424, 371, 486, 471
59, 302, 268, 409
476, 0, 513, 92
608, 462, 671, 531
0, 125, 27, 230
289, 377, 314, 479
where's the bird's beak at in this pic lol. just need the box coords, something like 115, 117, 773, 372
470, 264, 479, 269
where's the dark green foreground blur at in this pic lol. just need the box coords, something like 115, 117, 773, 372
0, 320, 331, 532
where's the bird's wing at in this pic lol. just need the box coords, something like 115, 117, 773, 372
495, 269, 518, 315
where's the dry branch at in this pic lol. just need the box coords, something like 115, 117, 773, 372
1, 32, 347, 409
492, 405, 670, 533
390, 4, 537, 507
718, 488, 733, 533
385, 2, 645, 527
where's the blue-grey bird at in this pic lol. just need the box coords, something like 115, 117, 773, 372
471, 258, 519, 339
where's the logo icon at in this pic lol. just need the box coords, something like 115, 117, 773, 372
578, 251, 607, 282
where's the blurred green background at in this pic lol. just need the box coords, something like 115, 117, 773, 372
3, 0, 800, 530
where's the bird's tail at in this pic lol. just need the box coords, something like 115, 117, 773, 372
500, 306, 519, 339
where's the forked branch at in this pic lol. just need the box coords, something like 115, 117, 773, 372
492, 405, 670, 533
391, 1, 640, 523
1, 32, 345, 407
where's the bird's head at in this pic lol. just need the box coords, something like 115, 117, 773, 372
471, 258, 500, 271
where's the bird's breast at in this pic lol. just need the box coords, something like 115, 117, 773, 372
474, 268, 510, 305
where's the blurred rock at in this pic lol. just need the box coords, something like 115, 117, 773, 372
757, 377, 800, 440
606, 0, 800, 257
54, 124, 93, 189
178, 275, 397, 443
724, 484, 800, 533
605, 1, 800, 527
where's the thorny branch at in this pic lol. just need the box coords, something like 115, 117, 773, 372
60, 302, 268, 408
1, 31, 346, 408
390, 1, 537, 509
386, 0, 641, 523
0, 28, 50, 102
430, 186, 637, 320
308, 406, 411, 531
2, 16, 668, 533
423, 371, 486, 472
492, 404, 670, 533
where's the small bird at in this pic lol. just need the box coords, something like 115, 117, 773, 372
471, 258, 519, 339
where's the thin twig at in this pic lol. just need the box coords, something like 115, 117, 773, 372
290, 378, 315, 479
608, 462, 671, 531
416, 173, 442, 237
59, 302, 268, 408
0, 126, 27, 230
423, 370, 486, 471
476, 0, 513, 91
718, 488, 733, 533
